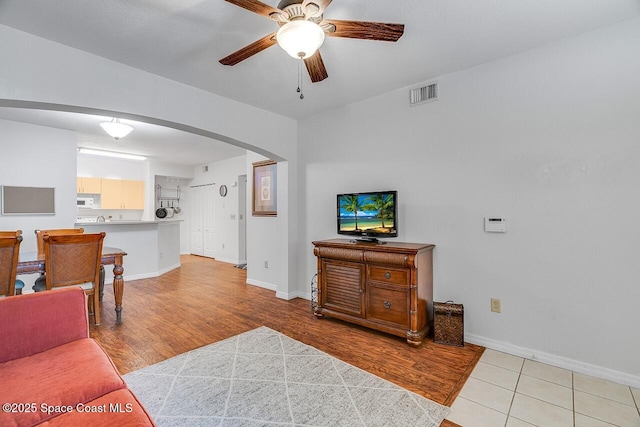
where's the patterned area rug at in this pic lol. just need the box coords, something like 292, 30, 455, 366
124, 327, 450, 426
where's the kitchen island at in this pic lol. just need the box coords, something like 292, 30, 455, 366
75, 220, 181, 283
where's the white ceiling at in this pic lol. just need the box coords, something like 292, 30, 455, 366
1, 0, 639, 165
0, 107, 247, 166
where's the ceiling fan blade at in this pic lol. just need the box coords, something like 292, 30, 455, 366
323, 19, 405, 42
219, 32, 277, 66
302, 0, 333, 17
304, 51, 328, 83
224, 0, 285, 20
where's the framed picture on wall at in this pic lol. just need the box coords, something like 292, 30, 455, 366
252, 160, 277, 216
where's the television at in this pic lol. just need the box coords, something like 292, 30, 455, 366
337, 190, 397, 243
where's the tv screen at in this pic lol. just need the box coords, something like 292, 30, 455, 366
337, 191, 397, 242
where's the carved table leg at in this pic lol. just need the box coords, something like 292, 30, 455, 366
112, 259, 124, 325
99, 266, 105, 302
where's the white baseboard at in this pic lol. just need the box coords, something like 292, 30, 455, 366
293, 291, 311, 301
275, 290, 309, 300
466, 333, 640, 389
102, 263, 180, 285
246, 278, 276, 292
158, 263, 181, 276
243, 281, 309, 301
288, 293, 640, 387
215, 257, 240, 265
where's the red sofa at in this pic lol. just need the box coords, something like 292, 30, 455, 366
0, 287, 155, 427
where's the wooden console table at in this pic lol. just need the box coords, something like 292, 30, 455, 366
312, 239, 435, 345
17, 247, 127, 325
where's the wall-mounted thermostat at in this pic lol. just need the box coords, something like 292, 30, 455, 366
485, 217, 507, 233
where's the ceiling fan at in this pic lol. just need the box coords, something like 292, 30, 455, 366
219, 0, 405, 83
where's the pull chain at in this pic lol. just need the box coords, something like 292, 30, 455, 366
297, 60, 304, 100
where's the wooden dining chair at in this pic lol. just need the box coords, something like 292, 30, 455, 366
39, 232, 106, 325
0, 230, 23, 298
35, 228, 84, 258
33, 228, 85, 291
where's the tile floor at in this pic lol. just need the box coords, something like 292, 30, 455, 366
446, 349, 640, 427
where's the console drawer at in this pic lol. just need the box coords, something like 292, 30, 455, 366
368, 266, 409, 287
367, 285, 408, 326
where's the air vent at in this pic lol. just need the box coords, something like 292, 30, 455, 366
410, 82, 438, 106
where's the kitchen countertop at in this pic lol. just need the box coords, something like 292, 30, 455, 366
75, 220, 183, 226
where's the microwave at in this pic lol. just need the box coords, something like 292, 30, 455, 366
77, 197, 95, 208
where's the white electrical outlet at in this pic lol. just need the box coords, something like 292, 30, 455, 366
264, 260, 269, 268
491, 298, 501, 313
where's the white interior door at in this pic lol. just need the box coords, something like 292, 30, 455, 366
203, 185, 216, 258
238, 174, 247, 264
190, 186, 204, 255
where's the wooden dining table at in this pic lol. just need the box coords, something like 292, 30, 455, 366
17, 247, 127, 325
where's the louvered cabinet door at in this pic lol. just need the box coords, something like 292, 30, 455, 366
320, 259, 365, 317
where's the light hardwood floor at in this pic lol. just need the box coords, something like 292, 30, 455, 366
91, 255, 481, 426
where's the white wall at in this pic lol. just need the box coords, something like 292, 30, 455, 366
245, 152, 283, 293
298, 17, 640, 386
0, 119, 78, 251
154, 175, 190, 253
158, 222, 181, 271
189, 155, 246, 263
0, 26, 298, 158
149, 162, 194, 228
78, 155, 147, 181
0, 24, 298, 298
188, 152, 293, 297
0, 119, 79, 287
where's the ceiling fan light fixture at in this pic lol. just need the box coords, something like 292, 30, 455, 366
99, 117, 134, 140
276, 20, 325, 59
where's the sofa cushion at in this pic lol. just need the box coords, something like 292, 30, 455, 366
0, 338, 126, 427
0, 287, 89, 363
36, 388, 155, 426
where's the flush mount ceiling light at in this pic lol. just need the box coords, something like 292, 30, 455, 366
77, 148, 146, 161
276, 19, 325, 59
99, 117, 134, 140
